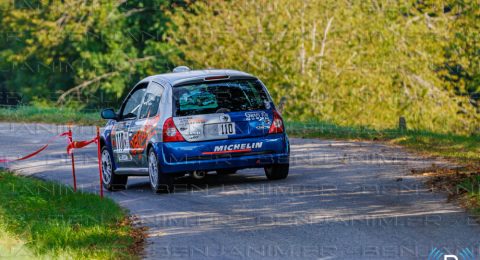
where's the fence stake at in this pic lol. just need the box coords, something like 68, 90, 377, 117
68, 126, 77, 192
96, 126, 104, 199
399, 116, 407, 131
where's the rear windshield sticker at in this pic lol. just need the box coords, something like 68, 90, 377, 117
264, 100, 271, 109
179, 89, 218, 111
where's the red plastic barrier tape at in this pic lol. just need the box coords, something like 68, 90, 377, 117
0, 131, 70, 163
65, 129, 103, 198
66, 137, 98, 155
1, 128, 104, 199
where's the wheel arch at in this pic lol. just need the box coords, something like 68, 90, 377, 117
100, 136, 118, 171
146, 141, 164, 172
147, 142, 155, 154
100, 137, 106, 148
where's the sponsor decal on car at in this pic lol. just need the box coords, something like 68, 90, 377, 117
113, 130, 129, 153
129, 115, 160, 158
219, 114, 230, 122
111, 115, 160, 161
118, 154, 132, 162
256, 125, 270, 130
202, 142, 263, 155
245, 111, 269, 122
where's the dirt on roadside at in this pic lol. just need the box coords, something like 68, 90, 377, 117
410, 164, 480, 217
118, 215, 149, 258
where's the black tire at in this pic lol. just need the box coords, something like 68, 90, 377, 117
148, 149, 174, 193
216, 169, 237, 175
101, 147, 128, 191
264, 164, 289, 180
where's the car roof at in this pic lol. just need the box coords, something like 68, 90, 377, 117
142, 69, 257, 87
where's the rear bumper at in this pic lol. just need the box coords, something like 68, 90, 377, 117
153, 134, 289, 173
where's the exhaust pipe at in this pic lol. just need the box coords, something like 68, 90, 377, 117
191, 171, 207, 180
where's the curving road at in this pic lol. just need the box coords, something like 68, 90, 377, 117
1, 122, 479, 259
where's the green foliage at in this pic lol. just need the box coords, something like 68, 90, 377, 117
458, 175, 480, 194
167, 0, 480, 134
0, 0, 175, 108
0, 171, 136, 259
457, 174, 480, 215
1, 1, 130, 104
442, 1, 480, 112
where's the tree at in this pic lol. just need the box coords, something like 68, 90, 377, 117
167, 0, 479, 134
442, 1, 480, 114
0, 0, 178, 109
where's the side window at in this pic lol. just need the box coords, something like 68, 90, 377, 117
139, 82, 165, 119
121, 84, 147, 120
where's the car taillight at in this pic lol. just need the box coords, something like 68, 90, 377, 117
162, 117, 185, 142
268, 110, 284, 134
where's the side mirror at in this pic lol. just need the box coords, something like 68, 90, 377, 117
101, 108, 118, 120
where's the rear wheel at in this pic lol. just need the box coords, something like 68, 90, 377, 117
101, 147, 128, 191
264, 164, 289, 180
148, 149, 174, 193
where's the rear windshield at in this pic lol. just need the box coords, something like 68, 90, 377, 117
173, 79, 270, 116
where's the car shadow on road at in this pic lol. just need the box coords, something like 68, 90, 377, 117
125, 171, 277, 194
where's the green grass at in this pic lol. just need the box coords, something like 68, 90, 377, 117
458, 174, 480, 215
0, 171, 138, 259
0, 105, 103, 126
286, 120, 480, 164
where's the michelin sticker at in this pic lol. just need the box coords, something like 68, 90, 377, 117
213, 142, 263, 152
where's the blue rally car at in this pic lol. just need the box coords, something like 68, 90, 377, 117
100, 67, 290, 193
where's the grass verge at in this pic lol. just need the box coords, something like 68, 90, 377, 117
286, 120, 480, 164
0, 105, 103, 126
0, 171, 144, 259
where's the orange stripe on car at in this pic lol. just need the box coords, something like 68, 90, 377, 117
202, 149, 252, 155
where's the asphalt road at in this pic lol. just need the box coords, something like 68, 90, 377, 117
1, 122, 479, 259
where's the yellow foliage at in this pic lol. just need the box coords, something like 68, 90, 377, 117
167, 0, 479, 134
